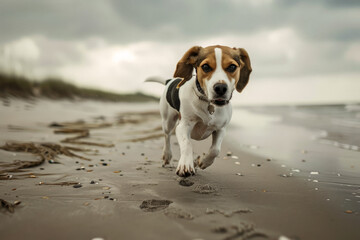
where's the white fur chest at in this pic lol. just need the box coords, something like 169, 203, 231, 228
190, 104, 232, 140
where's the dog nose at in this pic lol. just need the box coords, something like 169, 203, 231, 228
213, 83, 227, 96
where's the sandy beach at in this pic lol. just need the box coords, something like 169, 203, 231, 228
0, 98, 359, 240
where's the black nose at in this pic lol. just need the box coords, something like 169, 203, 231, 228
213, 83, 227, 96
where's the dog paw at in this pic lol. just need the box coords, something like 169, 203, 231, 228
162, 152, 172, 167
176, 163, 195, 177
193, 155, 200, 168
198, 156, 214, 170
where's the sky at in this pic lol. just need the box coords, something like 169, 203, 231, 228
0, 0, 359, 105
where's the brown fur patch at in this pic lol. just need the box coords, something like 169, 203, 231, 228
196, 51, 216, 89
176, 78, 187, 89
222, 52, 240, 84
173, 46, 202, 82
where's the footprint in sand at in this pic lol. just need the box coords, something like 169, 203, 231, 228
178, 178, 194, 187
164, 207, 194, 220
193, 184, 217, 194
212, 224, 268, 239
139, 199, 173, 212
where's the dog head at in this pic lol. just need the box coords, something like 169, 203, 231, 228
174, 45, 252, 106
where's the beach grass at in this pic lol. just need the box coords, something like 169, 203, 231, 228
0, 72, 158, 102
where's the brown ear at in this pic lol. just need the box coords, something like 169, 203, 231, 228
236, 48, 252, 93
173, 46, 202, 83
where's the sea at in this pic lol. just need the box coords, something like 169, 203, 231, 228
228, 103, 360, 210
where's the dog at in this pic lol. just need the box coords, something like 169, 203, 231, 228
146, 45, 252, 177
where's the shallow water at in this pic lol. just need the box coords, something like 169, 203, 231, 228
228, 104, 360, 210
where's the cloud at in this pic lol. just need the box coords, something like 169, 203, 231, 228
345, 43, 360, 63
0, 0, 359, 104
1, 0, 359, 44
0, 37, 40, 74
2, 25, 359, 104
0, 0, 122, 43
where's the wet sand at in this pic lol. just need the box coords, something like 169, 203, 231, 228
0, 99, 359, 240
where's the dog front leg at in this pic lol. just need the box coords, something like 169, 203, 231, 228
176, 121, 196, 177
198, 129, 226, 169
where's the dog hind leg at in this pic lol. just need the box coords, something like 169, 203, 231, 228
160, 102, 179, 166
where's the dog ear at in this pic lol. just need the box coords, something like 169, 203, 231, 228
236, 48, 252, 93
173, 46, 202, 84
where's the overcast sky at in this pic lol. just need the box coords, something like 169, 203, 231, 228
0, 0, 359, 105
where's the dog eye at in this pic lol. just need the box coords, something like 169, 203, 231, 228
226, 64, 237, 73
201, 64, 212, 73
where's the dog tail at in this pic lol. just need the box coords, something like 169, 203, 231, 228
144, 76, 167, 85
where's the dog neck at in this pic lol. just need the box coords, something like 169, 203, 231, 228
193, 77, 209, 103
193, 77, 216, 115
195, 77, 205, 96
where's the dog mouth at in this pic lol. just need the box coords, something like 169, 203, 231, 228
211, 99, 228, 106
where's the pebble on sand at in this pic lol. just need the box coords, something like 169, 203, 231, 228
48, 160, 60, 164
73, 184, 82, 188
279, 236, 291, 240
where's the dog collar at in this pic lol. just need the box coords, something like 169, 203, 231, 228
196, 78, 205, 95
193, 78, 215, 114
194, 77, 209, 103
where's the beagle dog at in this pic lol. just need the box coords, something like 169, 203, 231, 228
146, 45, 252, 177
